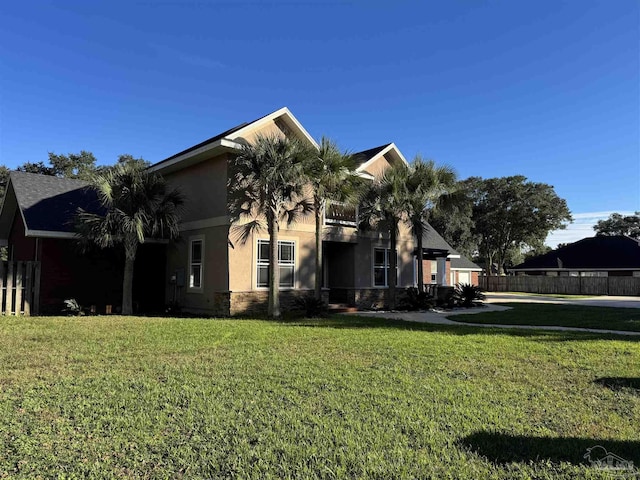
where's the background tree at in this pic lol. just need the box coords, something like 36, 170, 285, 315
467, 175, 572, 275
304, 137, 361, 300
594, 212, 640, 238
76, 161, 184, 315
228, 135, 313, 318
428, 184, 478, 258
47, 151, 98, 179
406, 157, 456, 293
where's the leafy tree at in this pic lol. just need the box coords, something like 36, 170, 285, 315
76, 161, 184, 315
16, 161, 55, 176
227, 135, 313, 318
303, 137, 361, 300
594, 212, 640, 238
48, 151, 97, 180
467, 176, 572, 275
429, 185, 478, 258
405, 157, 457, 293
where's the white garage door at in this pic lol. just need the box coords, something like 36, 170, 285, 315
458, 271, 470, 284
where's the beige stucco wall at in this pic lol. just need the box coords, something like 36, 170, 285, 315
165, 225, 230, 312
228, 226, 317, 292
164, 153, 229, 223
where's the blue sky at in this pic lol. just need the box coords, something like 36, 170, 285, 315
1, 1, 638, 245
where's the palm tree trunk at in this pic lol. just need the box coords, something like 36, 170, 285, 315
314, 197, 323, 301
122, 238, 138, 315
416, 230, 424, 293
389, 223, 398, 309
268, 213, 280, 318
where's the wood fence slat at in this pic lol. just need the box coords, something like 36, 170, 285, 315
7, 262, 14, 315
23, 261, 32, 316
481, 275, 640, 297
15, 262, 23, 316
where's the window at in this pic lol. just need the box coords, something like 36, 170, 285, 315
189, 237, 204, 290
257, 239, 295, 288
373, 248, 398, 287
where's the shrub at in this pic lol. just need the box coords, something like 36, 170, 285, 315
453, 283, 485, 308
293, 296, 328, 318
398, 287, 436, 311
62, 298, 85, 316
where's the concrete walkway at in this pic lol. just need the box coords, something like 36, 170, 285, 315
348, 303, 640, 337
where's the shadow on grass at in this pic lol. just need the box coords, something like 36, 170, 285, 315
594, 377, 640, 394
259, 314, 640, 342
459, 431, 640, 466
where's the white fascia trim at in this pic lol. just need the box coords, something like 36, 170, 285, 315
355, 142, 410, 174
355, 171, 375, 180
451, 267, 483, 271
226, 107, 319, 149
149, 138, 239, 173
180, 216, 230, 231
26, 229, 77, 239
446, 254, 461, 259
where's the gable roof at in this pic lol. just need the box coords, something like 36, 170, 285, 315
512, 235, 640, 271
150, 107, 318, 175
421, 224, 461, 258
353, 142, 409, 174
0, 172, 101, 239
450, 256, 482, 270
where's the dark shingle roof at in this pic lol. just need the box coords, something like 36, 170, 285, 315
422, 224, 455, 252
10, 171, 102, 233
351, 144, 392, 168
512, 236, 640, 270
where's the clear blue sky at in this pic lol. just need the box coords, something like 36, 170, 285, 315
1, 1, 638, 232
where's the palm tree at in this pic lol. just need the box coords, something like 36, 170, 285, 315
359, 162, 411, 309
406, 157, 457, 293
228, 134, 313, 318
76, 161, 184, 315
304, 137, 361, 300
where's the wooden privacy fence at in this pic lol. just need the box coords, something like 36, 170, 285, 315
0, 261, 40, 315
480, 275, 640, 297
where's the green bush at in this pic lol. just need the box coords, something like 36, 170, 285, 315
398, 287, 436, 311
453, 283, 485, 308
293, 295, 328, 317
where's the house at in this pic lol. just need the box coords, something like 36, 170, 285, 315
151, 107, 463, 315
511, 235, 640, 277
1, 107, 468, 315
0, 171, 166, 313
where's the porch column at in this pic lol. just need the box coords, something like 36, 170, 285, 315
437, 257, 447, 286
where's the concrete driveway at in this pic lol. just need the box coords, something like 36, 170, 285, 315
484, 292, 640, 309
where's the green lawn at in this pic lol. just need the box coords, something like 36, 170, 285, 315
449, 303, 640, 332
0, 315, 638, 479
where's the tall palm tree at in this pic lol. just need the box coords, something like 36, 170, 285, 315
304, 137, 361, 300
406, 157, 457, 293
359, 162, 411, 309
228, 134, 313, 318
76, 161, 184, 315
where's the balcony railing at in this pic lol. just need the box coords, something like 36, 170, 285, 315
324, 201, 357, 227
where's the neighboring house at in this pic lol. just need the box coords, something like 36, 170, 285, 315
0, 171, 166, 313
151, 107, 462, 315
511, 235, 640, 277
419, 225, 481, 287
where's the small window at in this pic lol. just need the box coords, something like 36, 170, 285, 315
189, 237, 204, 290
257, 239, 295, 288
373, 248, 398, 287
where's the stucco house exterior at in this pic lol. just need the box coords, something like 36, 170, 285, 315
152, 107, 460, 316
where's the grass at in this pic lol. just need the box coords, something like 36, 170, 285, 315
0, 315, 638, 479
449, 303, 640, 332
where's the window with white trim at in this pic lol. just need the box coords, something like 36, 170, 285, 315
189, 237, 204, 289
373, 248, 398, 287
257, 239, 295, 288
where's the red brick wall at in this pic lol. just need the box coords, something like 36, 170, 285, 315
422, 259, 452, 285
